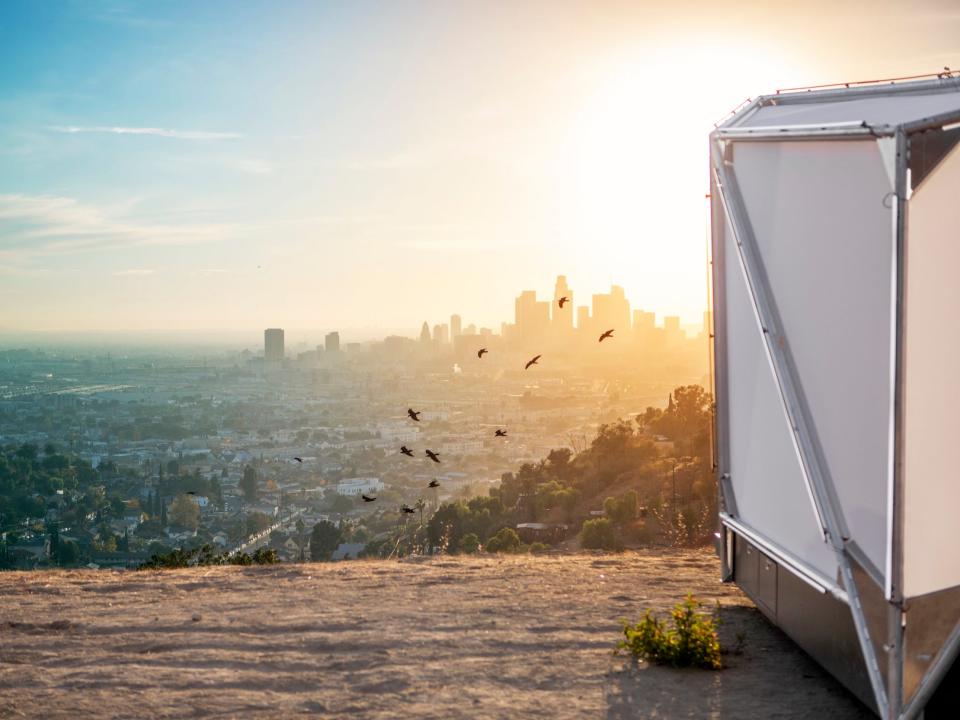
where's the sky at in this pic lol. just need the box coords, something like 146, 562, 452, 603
1, 0, 958, 341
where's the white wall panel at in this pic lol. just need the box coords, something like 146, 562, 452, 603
723, 216, 838, 582
903, 143, 960, 598
732, 140, 893, 575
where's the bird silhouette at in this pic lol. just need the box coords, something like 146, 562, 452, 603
407, 408, 421, 422
495, 429, 507, 437
525, 354, 541, 370
477, 348, 488, 359
186, 491, 197, 496
362, 494, 377, 502
401, 505, 416, 514
425, 449, 441, 463
598, 329, 614, 342
428, 479, 440, 488
400, 446, 414, 457
293, 457, 303, 463
558, 296, 568, 308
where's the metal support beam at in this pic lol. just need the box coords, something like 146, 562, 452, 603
711, 136, 890, 718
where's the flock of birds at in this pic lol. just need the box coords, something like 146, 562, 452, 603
274, 297, 617, 519
356, 295, 617, 517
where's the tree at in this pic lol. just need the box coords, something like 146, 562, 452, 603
604, 491, 638, 525
58, 540, 79, 565
310, 520, 342, 561
160, 499, 168, 528
240, 465, 258, 501
581, 518, 618, 550
460, 533, 480, 554
169, 494, 200, 530
246, 511, 272, 535
486, 527, 520, 553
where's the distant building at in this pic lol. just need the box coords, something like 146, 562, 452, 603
419, 321, 432, 345
591, 285, 630, 333
552, 275, 573, 333
515, 290, 550, 343
450, 314, 462, 338
264, 328, 284, 362
433, 323, 449, 346
335, 477, 384, 496
325, 331, 340, 353
576, 305, 591, 334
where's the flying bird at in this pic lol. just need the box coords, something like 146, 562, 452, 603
598, 329, 614, 342
558, 296, 568, 308
495, 429, 507, 437
428, 480, 440, 488
362, 494, 377, 502
525, 354, 541, 370
401, 505, 416, 514
425, 449, 441, 463
293, 457, 303, 463
407, 408, 421, 422
477, 348, 488, 359
400, 446, 414, 457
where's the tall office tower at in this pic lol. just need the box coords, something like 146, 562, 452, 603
419, 321, 432, 344
663, 315, 683, 346
552, 275, 573, 333
591, 285, 631, 332
633, 310, 656, 333
433, 323, 449, 346
264, 328, 285, 362
325, 331, 340, 353
450, 314, 462, 338
514, 290, 550, 342
577, 305, 591, 335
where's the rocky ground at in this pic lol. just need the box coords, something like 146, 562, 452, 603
0, 549, 873, 719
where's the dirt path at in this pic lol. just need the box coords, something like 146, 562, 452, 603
0, 550, 873, 719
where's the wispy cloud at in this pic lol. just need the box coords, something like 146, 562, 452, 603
49, 126, 242, 141
0, 194, 234, 264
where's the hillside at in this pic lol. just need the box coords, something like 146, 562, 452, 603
0, 550, 871, 719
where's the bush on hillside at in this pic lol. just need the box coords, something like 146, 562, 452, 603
485, 527, 521, 553
580, 518, 619, 550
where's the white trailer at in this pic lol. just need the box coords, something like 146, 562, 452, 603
710, 75, 960, 719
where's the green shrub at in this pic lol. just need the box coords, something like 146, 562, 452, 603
580, 518, 619, 550
485, 527, 521, 553
619, 594, 722, 670
528, 542, 549, 554
139, 544, 281, 569
460, 533, 481, 554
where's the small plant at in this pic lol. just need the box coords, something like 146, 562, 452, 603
460, 533, 481, 554
528, 542, 549, 554
619, 594, 722, 670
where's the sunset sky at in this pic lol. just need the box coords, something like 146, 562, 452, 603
1, 0, 958, 340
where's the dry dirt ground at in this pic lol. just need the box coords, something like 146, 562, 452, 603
0, 549, 874, 719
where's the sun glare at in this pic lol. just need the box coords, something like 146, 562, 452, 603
565, 41, 794, 317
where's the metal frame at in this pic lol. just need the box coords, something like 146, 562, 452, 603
710, 77, 960, 720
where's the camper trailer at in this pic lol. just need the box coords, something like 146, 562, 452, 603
710, 76, 960, 719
